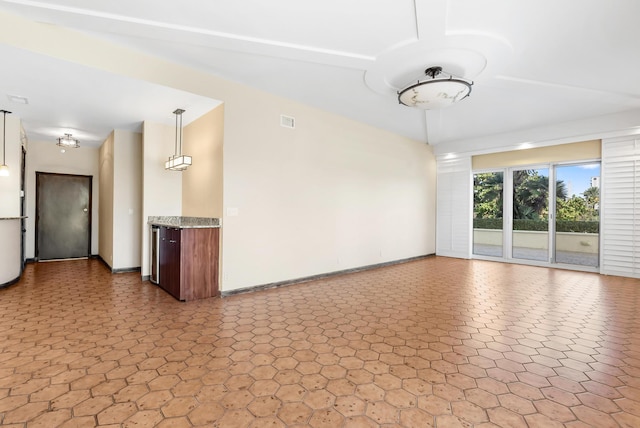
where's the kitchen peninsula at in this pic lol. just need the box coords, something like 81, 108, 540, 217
148, 216, 220, 301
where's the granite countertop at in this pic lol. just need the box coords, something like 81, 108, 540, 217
148, 216, 221, 228
0, 216, 27, 220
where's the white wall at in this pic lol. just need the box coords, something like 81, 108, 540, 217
113, 130, 142, 270
0, 220, 20, 284
0, 115, 21, 217
141, 121, 182, 277
434, 108, 640, 157
0, 115, 23, 284
25, 140, 100, 259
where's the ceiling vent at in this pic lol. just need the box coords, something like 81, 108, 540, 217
280, 115, 295, 129
7, 95, 28, 105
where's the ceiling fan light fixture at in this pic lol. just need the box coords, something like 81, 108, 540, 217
57, 133, 80, 148
398, 66, 473, 110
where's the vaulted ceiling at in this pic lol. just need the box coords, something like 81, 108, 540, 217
0, 0, 639, 149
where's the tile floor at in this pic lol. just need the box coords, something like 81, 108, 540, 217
1, 257, 640, 427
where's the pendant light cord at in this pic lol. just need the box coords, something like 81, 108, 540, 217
1, 110, 9, 165
172, 109, 185, 156
174, 111, 178, 157
2, 111, 5, 165
178, 110, 183, 156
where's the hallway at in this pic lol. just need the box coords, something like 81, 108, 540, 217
1, 257, 639, 427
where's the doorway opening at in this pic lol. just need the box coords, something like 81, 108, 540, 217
35, 172, 92, 261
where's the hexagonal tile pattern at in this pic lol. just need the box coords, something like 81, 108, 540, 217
2, 257, 640, 426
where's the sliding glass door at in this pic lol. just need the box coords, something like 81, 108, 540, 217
473, 172, 504, 257
512, 168, 550, 262
472, 162, 600, 270
554, 163, 600, 267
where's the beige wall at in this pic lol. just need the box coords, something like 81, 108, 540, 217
472, 140, 601, 170
182, 105, 224, 217
99, 130, 143, 270
141, 121, 182, 277
25, 140, 100, 259
98, 133, 114, 268
222, 93, 436, 290
112, 130, 142, 270
0, 14, 437, 290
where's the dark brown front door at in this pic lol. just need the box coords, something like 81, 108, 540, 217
36, 172, 92, 261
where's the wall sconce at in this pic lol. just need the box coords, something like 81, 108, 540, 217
165, 108, 192, 171
0, 110, 10, 177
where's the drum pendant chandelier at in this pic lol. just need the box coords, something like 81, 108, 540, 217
397, 66, 473, 110
165, 108, 192, 171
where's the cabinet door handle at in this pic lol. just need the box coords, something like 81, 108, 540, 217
169, 240, 176, 243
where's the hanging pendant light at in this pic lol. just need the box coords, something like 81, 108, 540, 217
165, 108, 192, 171
0, 110, 11, 177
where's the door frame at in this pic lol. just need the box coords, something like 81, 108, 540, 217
35, 171, 93, 261
20, 147, 26, 272
508, 164, 551, 263
551, 159, 601, 269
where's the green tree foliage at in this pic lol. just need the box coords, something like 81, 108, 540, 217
583, 186, 600, 213
556, 196, 587, 221
556, 187, 599, 221
474, 170, 599, 227
473, 172, 503, 219
512, 170, 566, 220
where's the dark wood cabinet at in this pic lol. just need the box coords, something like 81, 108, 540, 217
158, 226, 219, 301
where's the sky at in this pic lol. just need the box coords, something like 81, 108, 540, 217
555, 163, 600, 197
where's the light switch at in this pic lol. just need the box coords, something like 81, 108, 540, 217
227, 207, 239, 217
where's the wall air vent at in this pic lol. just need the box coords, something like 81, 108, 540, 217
280, 115, 295, 129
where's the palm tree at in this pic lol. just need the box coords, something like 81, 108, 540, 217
513, 170, 566, 219
583, 186, 599, 209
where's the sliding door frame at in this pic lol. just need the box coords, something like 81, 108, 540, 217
472, 159, 601, 273
551, 159, 601, 271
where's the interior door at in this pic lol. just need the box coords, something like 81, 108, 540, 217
36, 172, 92, 260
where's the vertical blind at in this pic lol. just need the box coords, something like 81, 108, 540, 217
436, 155, 471, 258
601, 136, 640, 278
